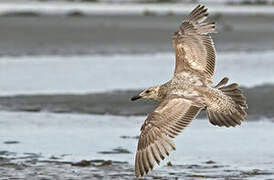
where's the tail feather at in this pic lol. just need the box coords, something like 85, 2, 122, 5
206, 77, 247, 127
220, 83, 248, 109
219, 83, 239, 92
214, 77, 229, 88
207, 110, 242, 127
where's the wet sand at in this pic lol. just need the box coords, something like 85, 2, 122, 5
0, 14, 274, 56
1, 154, 273, 179
0, 84, 273, 119
1, 112, 274, 179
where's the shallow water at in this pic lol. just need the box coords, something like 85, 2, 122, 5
1, 51, 274, 96
0, 111, 273, 179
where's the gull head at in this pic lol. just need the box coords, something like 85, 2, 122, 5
131, 86, 160, 101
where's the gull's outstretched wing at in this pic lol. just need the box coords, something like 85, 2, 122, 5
173, 5, 216, 78
135, 96, 201, 177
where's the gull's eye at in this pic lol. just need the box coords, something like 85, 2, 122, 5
145, 90, 151, 93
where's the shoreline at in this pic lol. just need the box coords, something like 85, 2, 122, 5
1, 84, 273, 119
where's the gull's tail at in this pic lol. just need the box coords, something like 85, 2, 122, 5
206, 77, 248, 127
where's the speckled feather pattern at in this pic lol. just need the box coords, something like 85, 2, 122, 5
133, 5, 247, 178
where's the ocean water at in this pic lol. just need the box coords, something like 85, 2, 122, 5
0, 111, 273, 179
0, 51, 274, 96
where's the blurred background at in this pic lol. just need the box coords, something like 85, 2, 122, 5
0, 0, 274, 179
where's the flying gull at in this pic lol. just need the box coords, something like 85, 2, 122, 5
131, 4, 247, 178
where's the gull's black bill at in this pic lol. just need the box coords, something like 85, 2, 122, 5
131, 95, 141, 101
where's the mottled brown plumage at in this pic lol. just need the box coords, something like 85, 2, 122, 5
131, 5, 247, 178
173, 4, 216, 78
